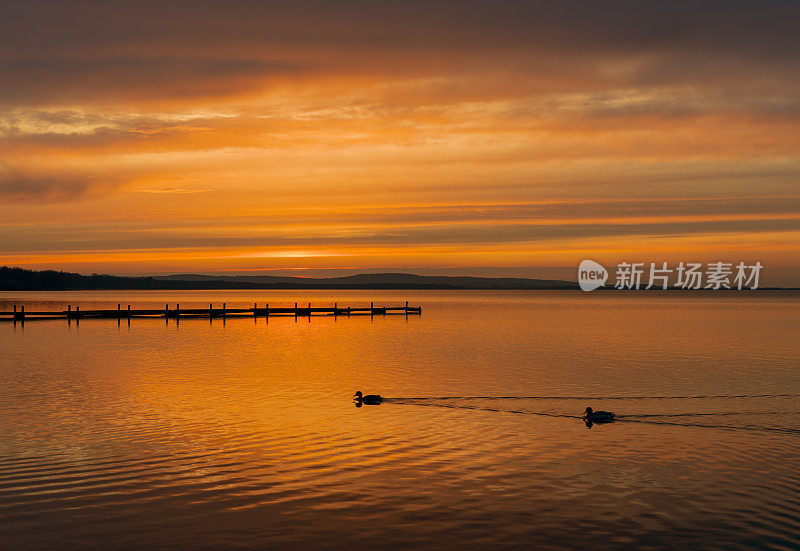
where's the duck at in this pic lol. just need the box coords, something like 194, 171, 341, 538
354, 391, 383, 405
583, 406, 615, 422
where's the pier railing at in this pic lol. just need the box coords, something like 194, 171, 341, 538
0, 301, 421, 322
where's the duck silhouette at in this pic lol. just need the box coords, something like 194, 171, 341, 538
583, 406, 615, 425
354, 391, 383, 405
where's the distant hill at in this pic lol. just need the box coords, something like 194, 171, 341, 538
0, 267, 578, 290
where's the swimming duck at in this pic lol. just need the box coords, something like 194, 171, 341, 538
583, 406, 615, 422
354, 391, 383, 405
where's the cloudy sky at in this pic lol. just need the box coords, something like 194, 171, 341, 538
1, 1, 799, 283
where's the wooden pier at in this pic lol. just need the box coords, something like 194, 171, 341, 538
0, 301, 421, 322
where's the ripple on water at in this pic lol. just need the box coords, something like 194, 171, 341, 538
1, 290, 800, 549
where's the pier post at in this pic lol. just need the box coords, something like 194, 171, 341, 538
13, 305, 25, 322
176, 304, 180, 319
127, 305, 131, 318
117, 304, 121, 319
165, 304, 169, 317
209, 303, 213, 319
254, 302, 257, 317
75, 306, 80, 320
222, 303, 226, 318
67, 305, 71, 319
265, 303, 269, 318
334, 302, 337, 318
371, 301, 374, 316
294, 302, 298, 318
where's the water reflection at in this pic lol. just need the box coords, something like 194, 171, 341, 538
0, 290, 799, 549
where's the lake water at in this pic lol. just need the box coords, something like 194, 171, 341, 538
1, 290, 799, 550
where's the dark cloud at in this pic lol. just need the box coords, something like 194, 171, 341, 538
0, 161, 109, 202
337, 197, 800, 224
3, 1, 799, 56
0, 58, 307, 105
135, 197, 800, 228
5, 195, 800, 234
0, 1, 799, 106
3, 211, 799, 253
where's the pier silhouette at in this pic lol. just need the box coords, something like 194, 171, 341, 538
1, 301, 421, 323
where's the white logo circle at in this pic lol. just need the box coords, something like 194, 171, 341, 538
578, 260, 608, 291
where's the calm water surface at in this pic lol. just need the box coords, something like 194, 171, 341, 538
1, 290, 799, 550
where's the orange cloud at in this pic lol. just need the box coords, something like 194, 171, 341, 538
1, 2, 799, 281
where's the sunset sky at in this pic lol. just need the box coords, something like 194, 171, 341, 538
1, 1, 799, 284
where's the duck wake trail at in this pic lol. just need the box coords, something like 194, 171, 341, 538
382, 395, 800, 435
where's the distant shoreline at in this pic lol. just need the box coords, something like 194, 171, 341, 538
2, 267, 798, 292
0, 266, 577, 291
